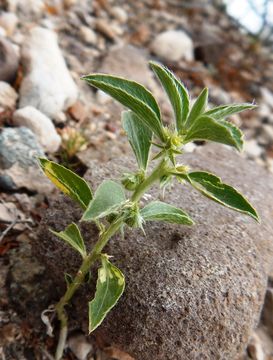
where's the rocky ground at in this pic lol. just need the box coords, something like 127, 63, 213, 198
1, 0, 273, 359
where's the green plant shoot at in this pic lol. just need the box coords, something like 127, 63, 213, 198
38, 61, 259, 360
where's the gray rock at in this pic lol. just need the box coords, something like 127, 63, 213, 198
99, 45, 156, 89
35, 144, 273, 360
13, 106, 61, 153
150, 30, 194, 62
193, 24, 224, 65
0, 81, 18, 109
0, 127, 53, 193
19, 27, 78, 119
98, 45, 167, 112
0, 36, 19, 83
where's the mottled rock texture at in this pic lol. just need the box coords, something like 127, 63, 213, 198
35, 144, 273, 360
0, 127, 52, 193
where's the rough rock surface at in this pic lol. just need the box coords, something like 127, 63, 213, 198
13, 106, 61, 153
19, 26, 78, 118
99, 45, 158, 90
35, 144, 273, 360
150, 30, 194, 62
0, 127, 52, 193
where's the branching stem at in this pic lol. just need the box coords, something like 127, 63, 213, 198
54, 159, 167, 359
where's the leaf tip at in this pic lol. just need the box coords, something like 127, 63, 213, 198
251, 209, 260, 223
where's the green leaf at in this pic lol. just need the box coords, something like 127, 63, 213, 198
140, 201, 194, 225
185, 88, 208, 127
38, 158, 92, 209
204, 103, 256, 120
149, 61, 190, 132
220, 120, 244, 150
50, 223, 86, 258
122, 111, 152, 170
82, 180, 126, 221
184, 171, 259, 221
64, 273, 73, 288
82, 74, 165, 141
183, 115, 243, 151
89, 255, 125, 333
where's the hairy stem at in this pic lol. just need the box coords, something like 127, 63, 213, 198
54, 159, 167, 359
131, 159, 167, 202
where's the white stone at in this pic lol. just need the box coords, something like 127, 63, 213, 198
79, 26, 97, 45
150, 30, 194, 62
96, 89, 112, 105
0, 81, 18, 109
183, 143, 197, 153
0, 27, 6, 37
111, 6, 128, 24
0, 12, 18, 36
19, 27, 78, 119
244, 139, 263, 159
258, 103, 271, 118
54, 111, 67, 124
247, 333, 265, 360
13, 106, 61, 153
68, 334, 93, 360
261, 87, 273, 109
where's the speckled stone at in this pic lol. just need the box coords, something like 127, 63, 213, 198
35, 144, 273, 360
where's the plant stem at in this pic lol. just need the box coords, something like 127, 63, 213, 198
54, 159, 167, 359
131, 159, 167, 202
54, 217, 123, 360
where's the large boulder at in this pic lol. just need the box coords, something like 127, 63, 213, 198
35, 144, 273, 359
19, 27, 78, 119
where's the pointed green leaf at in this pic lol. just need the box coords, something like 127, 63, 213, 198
204, 103, 256, 120
183, 115, 243, 151
140, 201, 194, 225
122, 111, 152, 170
185, 88, 208, 127
89, 255, 125, 333
82, 180, 126, 221
51, 223, 86, 257
38, 158, 92, 209
220, 120, 244, 150
184, 171, 259, 221
82, 74, 165, 141
149, 61, 190, 131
